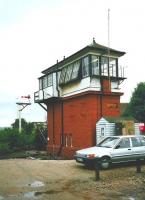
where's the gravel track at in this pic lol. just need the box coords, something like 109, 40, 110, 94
0, 159, 145, 200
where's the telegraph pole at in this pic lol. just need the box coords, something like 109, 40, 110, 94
16, 95, 31, 133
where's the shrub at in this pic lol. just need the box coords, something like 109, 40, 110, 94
0, 127, 35, 154
0, 143, 11, 155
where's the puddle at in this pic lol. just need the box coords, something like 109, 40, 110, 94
35, 190, 61, 195
24, 191, 38, 199
0, 196, 4, 200
29, 181, 44, 188
24, 190, 61, 199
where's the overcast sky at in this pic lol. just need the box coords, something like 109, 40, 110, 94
0, 0, 145, 127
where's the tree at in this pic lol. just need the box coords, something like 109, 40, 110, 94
123, 82, 145, 122
11, 118, 34, 134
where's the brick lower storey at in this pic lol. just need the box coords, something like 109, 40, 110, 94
46, 91, 122, 159
47, 145, 78, 159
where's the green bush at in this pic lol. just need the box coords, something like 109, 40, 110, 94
0, 143, 11, 155
0, 127, 35, 155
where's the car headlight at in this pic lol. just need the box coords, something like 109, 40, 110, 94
87, 154, 96, 158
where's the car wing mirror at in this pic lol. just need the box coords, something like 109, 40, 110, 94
115, 144, 120, 149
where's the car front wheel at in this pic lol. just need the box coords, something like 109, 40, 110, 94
100, 157, 111, 169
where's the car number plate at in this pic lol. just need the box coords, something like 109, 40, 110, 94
77, 157, 83, 162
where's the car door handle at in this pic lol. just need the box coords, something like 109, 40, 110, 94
128, 148, 131, 150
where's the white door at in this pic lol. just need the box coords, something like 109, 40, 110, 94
98, 125, 106, 143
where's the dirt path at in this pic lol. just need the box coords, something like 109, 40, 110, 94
0, 159, 145, 199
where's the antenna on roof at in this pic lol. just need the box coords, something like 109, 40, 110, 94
108, 8, 111, 91
108, 9, 110, 53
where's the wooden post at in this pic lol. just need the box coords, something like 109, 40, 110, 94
136, 159, 141, 173
95, 158, 101, 181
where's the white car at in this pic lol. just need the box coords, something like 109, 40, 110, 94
74, 135, 145, 169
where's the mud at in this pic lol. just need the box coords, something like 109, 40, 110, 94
0, 159, 145, 199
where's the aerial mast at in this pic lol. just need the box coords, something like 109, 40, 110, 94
108, 8, 111, 91
16, 95, 31, 133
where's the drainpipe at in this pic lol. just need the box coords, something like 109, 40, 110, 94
55, 61, 64, 157
52, 103, 55, 158
99, 56, 103, 118
56, 60, 60, 97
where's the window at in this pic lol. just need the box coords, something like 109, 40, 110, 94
48, 74, 53, 86
101, 127, 105, 137
98, 137, 119, 148
101, 57, 108, 76
91, 55, 99, 75
59, 60, 81, 85
39, 74, 53, 90
43, 76, 48, 88
39, 79, 43, 90
65, 64, 73, 83
117, 138, 130, 148
140, 137, 145, 146
71, 60, 80, 79
109, 58, 117, 77
131, 137, 141, 147
59, 67, 67, 84
82, 56, 89, 77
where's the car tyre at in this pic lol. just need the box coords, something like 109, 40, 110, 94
100, 157, 111, 169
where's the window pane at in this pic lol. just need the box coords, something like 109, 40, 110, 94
109, 58, 116, 77
118, 138, 130, 148
48, 74, 53, 86
59, 67, 67, 84
65, 64, 73, 83
99, 137, 119, 148
82, 56, 89, 77
131, 137, 141, 147
39, 79, 43, 90
92, 55, 99, 75
71, 60, 80, 79
101, 57, 108, 76
43, 76, 47, 88
140, 137, 145, 146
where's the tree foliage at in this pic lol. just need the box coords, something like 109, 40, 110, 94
0, 119, 47, 155
0, 128, 35, 155
123, 82, 145, 122
11, 118, 34, 134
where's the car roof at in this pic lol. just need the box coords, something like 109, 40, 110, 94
107, 135, 144, 138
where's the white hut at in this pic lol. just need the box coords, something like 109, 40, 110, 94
96, 117, 140, 144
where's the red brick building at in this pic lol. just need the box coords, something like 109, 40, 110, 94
34, 39, 126, 158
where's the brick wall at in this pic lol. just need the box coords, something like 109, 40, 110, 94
46, 91, 122, 159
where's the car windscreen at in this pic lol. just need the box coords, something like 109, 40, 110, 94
98, 137, 120, 148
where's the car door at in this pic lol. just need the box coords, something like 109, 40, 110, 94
131, 137, 145, 160
111, 137, 133, 162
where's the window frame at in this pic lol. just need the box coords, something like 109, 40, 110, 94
82, 56, 90, 78
109, 57, 117, 77
42, 76, 48, 89
39, 78, 43, 90
117, 138, 131, 149
59, 60, 81, 85
131, 137, 142, 147
91, 55, 100, 76
101, 57, 109, 76
47, 74, 53, 87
